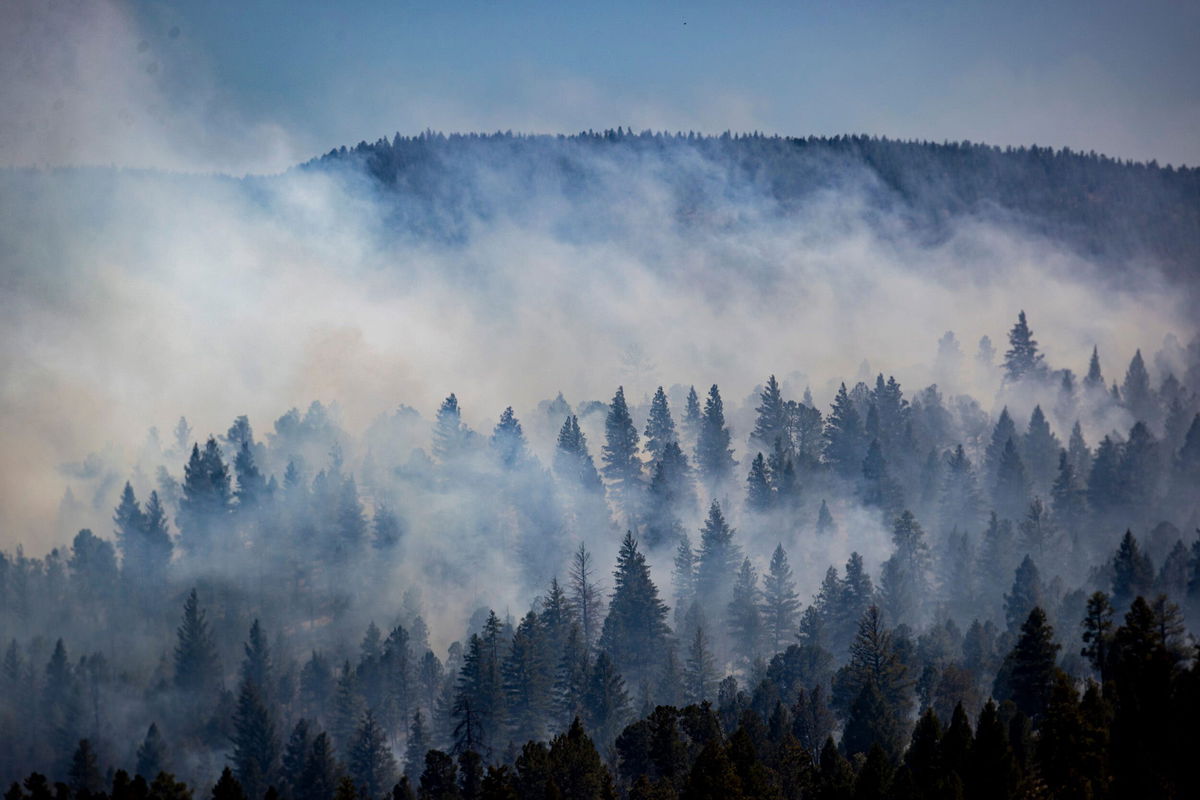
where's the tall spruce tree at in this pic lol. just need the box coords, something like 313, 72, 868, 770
695, 384, 736, 488
824, 384, 866, 479
602, 387, 643, 521
598, 532, 671, 685
1003, 310, 1045, 381
751, 375, 788, 454
761, 544, 801, 654
643, 387, 677, 463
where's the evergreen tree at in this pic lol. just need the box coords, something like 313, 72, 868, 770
1087, 435, 1122, 518
231, 679, 278, 800
1111, 530, 1154, 611
695, 385, 736, 488
582, 652, 630, 746
114, 482, 145, 571
879, 512, 932, 628
1066, 420, 1092, 481
372, 503, 404, 551
298, 733, 341, 800
503, 611, 551, 745
984, 408, 1018, 486
234, 441, 267, 510
1080, 591, 1114, 679
761, 544, 801, 654
1003, 556, 1044, 634
1021, 406, 1060, 497
682, 386, 703, 449
683, 625, 717, 705
554, 415, 604, 495
490, 407, 527, 469
602, 387, 643, 520
937, 445, 983, 537
832, 606, 911, 727
643, 387, 677, 463
178, 437, 233, 554
695, 501, 740, 610
174, 589, 219, 694
816, 499, 835, 536
1050, 450, 1087, 535
1083, 346, 1104, 391
751, 375, 788, 454
744, 453, 773, 513
432, 394, 470, 464
136, 723, 167, 780
672, 533, 698, 626
212, 768, 247, 800
860, 440, 903, 518
1121, 349, 1155, 424
279, 720, 310, 800
992, 439, 1030, 522
68, 740, 102, 795
994, 607, 1060, 721
598, 532, 671, 684
824, 384, 866, 479
403, 711, 428, 786
348, 711, 397, 800
726, 559, 764, 670
1003, 310, 1044, 381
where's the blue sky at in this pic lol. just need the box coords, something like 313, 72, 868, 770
3, 0, 1198, 171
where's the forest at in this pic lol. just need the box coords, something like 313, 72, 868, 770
2, 306, 1199, 800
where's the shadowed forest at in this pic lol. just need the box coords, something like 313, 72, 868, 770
3, 299, 1200, 799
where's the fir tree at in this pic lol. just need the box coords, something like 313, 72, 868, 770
761, 544, 801, 654
212, 768, 247, 800
1111, 530, 1154, 611
816, 499, 835, 536
824, 384, 866, 479
672, 534, 698, 625
643, 387, 677, 463
695, 384, 736, 488
234, 441, 267, 510
751, 375, 788, 454
298, 734, 341, 800
582, 652, 630, 746
432, 394, 469, 464
601, 387, 643, 520
1021, 405, 1060, 496
136, 723, 167, 780
879, 512, 932, 628
403, 711, 428, 786
1083, 346, 1104, 391
1003, 311, 1044, 381
490, 407, 526, 469
598, 533, 671, 685
726, 559, 764, 670
348, 711, 397, 800
683, 625, 717, 705
1004, 556, 1044, 634
744, 453, 773, 512
231, 679, 278, 800
174, 589, 219, 694
992, 439, 1030, 522
994, 607, 1060, 721
695, 501, 740, 610
68, 740, 102, 795
1121, 349, 1155, 424
682, 386, 703, 449
178, 437, 232, 554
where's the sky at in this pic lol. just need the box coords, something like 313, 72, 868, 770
2, 0, 1198, 173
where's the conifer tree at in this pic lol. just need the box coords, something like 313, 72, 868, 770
371, 503, 403, 551
993, 439, 1030, 522
490, 407, 527, 469
1050, 450, 1087, 535
234, 441, 267, 510
136, 723, 167, 780
279, 720, 310, 800
643, 387, 677, 463
726, 559, 764, 670
984, 408, 1018, 486
174, 589, 219, 694
602, 387, 643, 520
695, 384, 736, 488
298, 734, 340, 800
995, 607, 1060, 721
114, 482, 144, 570
938, 445, 983, 537
683, 625, 717, 705
432, 394, 469, 464
761, 544, 801, 654
1003, 310, 1044, 381
1083, 346, 1104, 391
503, 611, 551, 745
672, 534, 698, 624
68, 739, 102, 795
1111, 530, 1154, 611
403, 711, 428, 786
1121, 349, 1155, 423
751, 375, 788, 454
212, 767, 247, 800
879, 512, 932, 628
682, 386, 702, 449
1080, 591, 1114, 679
1003, 556, 1044, 634
816, 499, 835, 536
178, 437, 233, 554
348, 710, 396, 800
824, 384, 866, 479
744, 453, 773, 512
582, 652, 630, 746
554, 415, 605, 498
1087, 434, 1122, 517
1021, 405, 1060, 496
231, 679, 278, 800
598, 533, 671, 684
695, 501, 740, 609
860, 440, 903, 518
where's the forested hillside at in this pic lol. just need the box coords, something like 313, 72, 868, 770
2, 307, 1199, 799
314, 130, 1200, 287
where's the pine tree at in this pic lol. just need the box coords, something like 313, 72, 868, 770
598, 532, 671, 685
1050, 450, 1087, 535
860, 440, 903, 518
298, 733, 341, 800
994, 607, 1059, 721
583, 652, 630, 746
68, 740, 102, 795
554, 415, 606, 498
744, 453, 773, 512
1111, 530, 1154, 611
879, 512, 932, 628
1021, 406, 1060, 497
682, 386, 703, 449
554, 624, 590, 730
279, 720, 310, 800
174, 589, 219, 694
985, 408, 1019, 486
993, 439, 1030, 522
816, 499, 835, 536
695, 385, 736, 488
212, 768, 247, 800
761, 544, 801, 654
178, 437, 232, 554
726, 559, 764, 670
696, 501, 740, 610
503, 611, 551, 745
602, 387, 643, 520
751, 375, 788, 454
1087, 435, 1122, 517
490, 407, 527, 469
831, 606, 912, 722
1083, 346, 1104, 391
683, 625, 717, 705
231, 678, 278, 800
1121, 349, 1155, 424
643, 387, 677, 463
348, 710, 397, 800
241, 619, 273, 698
403, 711, 428, 786
372, 503, 403, 551
1003, 556, 1044, 634
114, 482, 145, 572
1080, 591, 1114, 679
234, 441, 267, 510
1003, 311, 1044, 381
824, 384, 866, 479
432, 394, 470, 464
938, 445, 983, 537
136, 723, 167, 780
672, 533, 698, 623
331, 661, 367, 758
